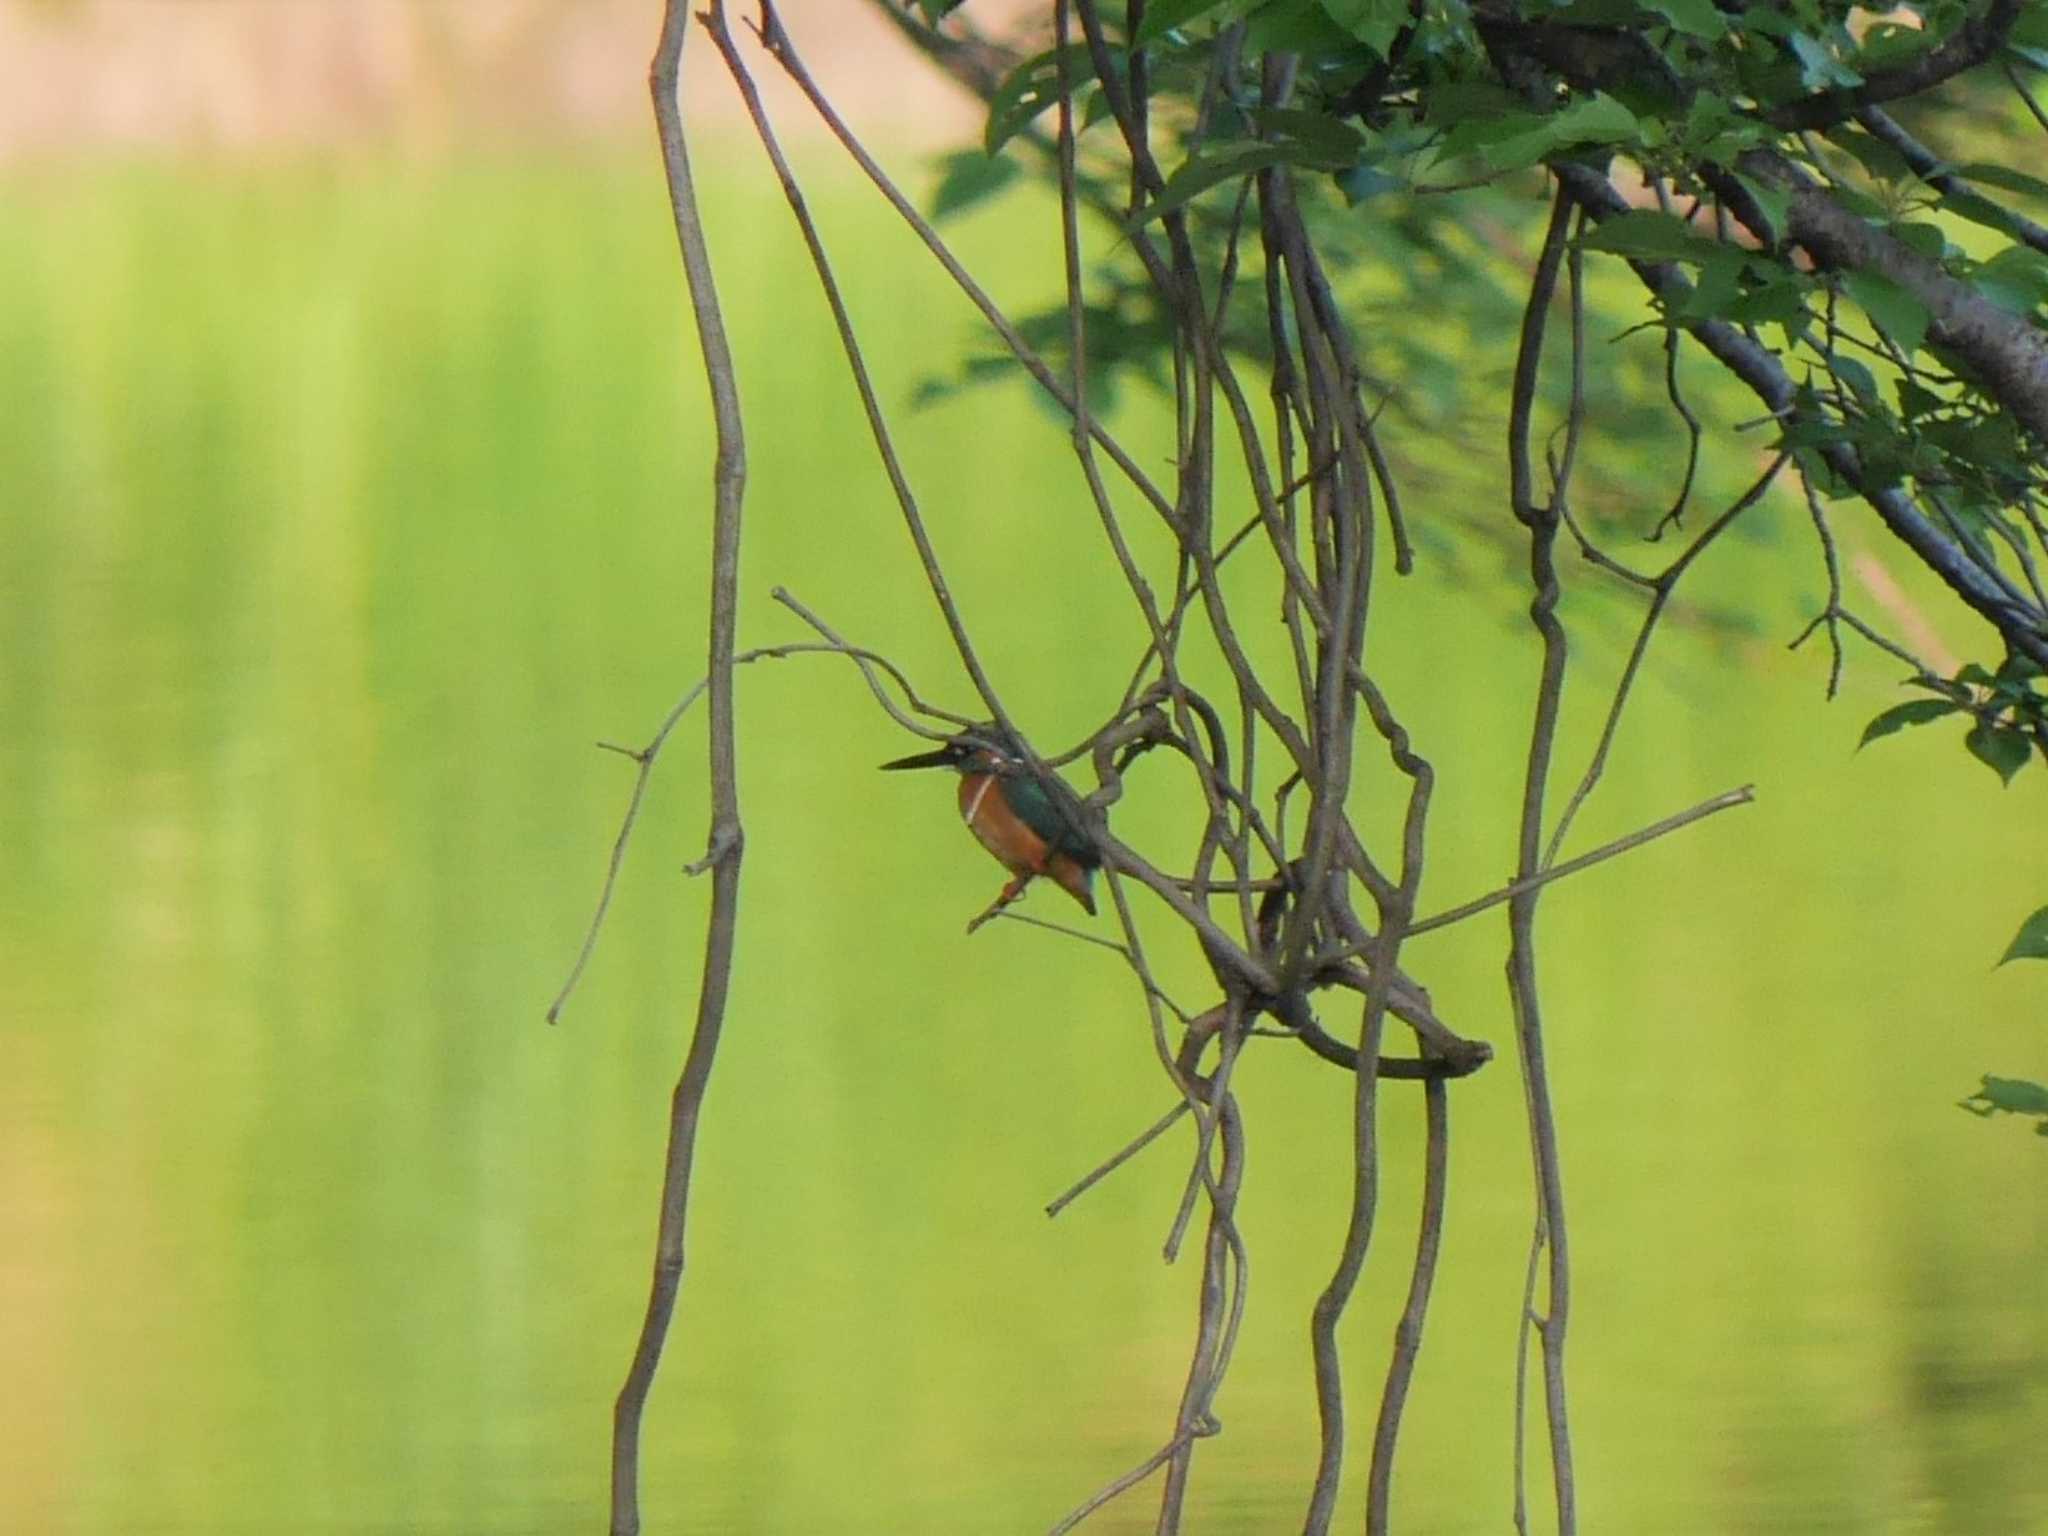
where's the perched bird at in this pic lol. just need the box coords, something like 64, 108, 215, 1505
881, 725, 1101, 920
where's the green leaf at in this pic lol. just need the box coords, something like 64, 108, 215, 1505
1338, 164, 1407, 204
1435, 92, 1638, 174
2015, 9, 2048, 51
1998, 652, 2046, 685
1790, 30, 1864, 89
1671, 249, 1748, 320
1826, 183, 1889, 221
1130, 142, 1323, 228
1922, 414, 2025, 480
1250, 108, 1367, 162
1645, 0, 1726, 37
1580, 209, 1730, 262
1548, 92, 1640, 145
1841, 270, 1930, 355
985, 46, 1101, 156
1734, 172, 1789, 238
927, 151, 1022, 223
1826, 127, 1913, 184
1250, 0, 1360, 51
1966, 719, 2033, 784
1895, 378, 1945, 419
1858, 697, 1960, 746
1437, 108, 1542, 154
1319, 0, 1410, 56
1855, 20, 1936, 71
1132, 0, 1253, 44
1890, 222, 1950, 262
1424, 80, 1522, 126
1951, 161, 2048, 202
1999, 906, 2048, 964
1488, 130, 1580, 172
1831, 353, 1880, 403
1723, 271, 1814, 325
1969, 245, 2048, 315
1940, 190, 2036, 245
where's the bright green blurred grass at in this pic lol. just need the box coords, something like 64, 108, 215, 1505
0, 147, 2044, 1535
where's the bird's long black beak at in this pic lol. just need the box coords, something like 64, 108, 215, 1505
879, 747, 957, 772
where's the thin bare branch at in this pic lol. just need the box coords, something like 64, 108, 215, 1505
707, 5, 1028, 746
2009, 61, 2048, 134
1366, 1076, 1449, 1534
770, 587, 974, 731
549, 637, 946, 1026
761, 2, 1177, 525
1505, 181, 1577, 1536
1545, 455, 1787, 866
609, 9, 748, 1532
1406, 785, 1756, 939
1301, 982, 1392, 1534
1045, 1101, 1194, 1218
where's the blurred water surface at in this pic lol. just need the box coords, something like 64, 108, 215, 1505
1, 151, 2044, 1535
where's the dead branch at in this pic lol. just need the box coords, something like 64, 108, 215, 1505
608, 8, 748, 1533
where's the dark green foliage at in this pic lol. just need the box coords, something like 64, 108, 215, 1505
1957, 1075, 2048, 1134
1859, 697, 1964, 746
1859, 657, 2048, 785
1998, 905, 2048, 965
928, 150, 1023, 223
910, 0, 2048, 750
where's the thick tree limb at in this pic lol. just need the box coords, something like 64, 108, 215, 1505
1855, 108, 2048, 260
1767, 0, 2024, 130
1553, 162, 2048, 668
1742, 149, 2048, 447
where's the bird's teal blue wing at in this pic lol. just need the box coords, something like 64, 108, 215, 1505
1002, 771, 1100, 866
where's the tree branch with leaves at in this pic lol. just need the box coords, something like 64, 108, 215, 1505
552, 0, 2048, 1530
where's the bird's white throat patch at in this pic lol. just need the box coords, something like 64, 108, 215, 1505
961, 775, 997, 827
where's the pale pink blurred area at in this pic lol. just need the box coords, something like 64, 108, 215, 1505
0, 0, 1038, 160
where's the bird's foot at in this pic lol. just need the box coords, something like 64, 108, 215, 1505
965, 875, 1034, 935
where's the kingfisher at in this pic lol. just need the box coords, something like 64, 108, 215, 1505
881, 725, 1102, 921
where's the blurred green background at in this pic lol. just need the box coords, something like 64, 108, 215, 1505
2, 8, 2046, 1534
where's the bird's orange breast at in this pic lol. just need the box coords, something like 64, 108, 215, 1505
957, 771, 1097, 914
958, 771, 1046, 875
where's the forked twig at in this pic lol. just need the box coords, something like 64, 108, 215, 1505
550, 630, 954, 1025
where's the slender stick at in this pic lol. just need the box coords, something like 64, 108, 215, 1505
1045, 1101, 1193, 1218
1511, 1204, 1544, 1536
756, 3, 1177, 525
610, 9, 748, 1534
549, 637, 951, 1026
706, 4, 1025, 749
1299, 701, 1432, 1534
1544, 456, 1786, 868
1506, 185, 1577, 1536
1365, 1076, 1449, 1534
1050, 1444, 1184, 1536
1158, 1088, 1248, 1533
1406, 785, 1755, 940
1301, 983, 1392, 1534
769, 587, 975, 732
